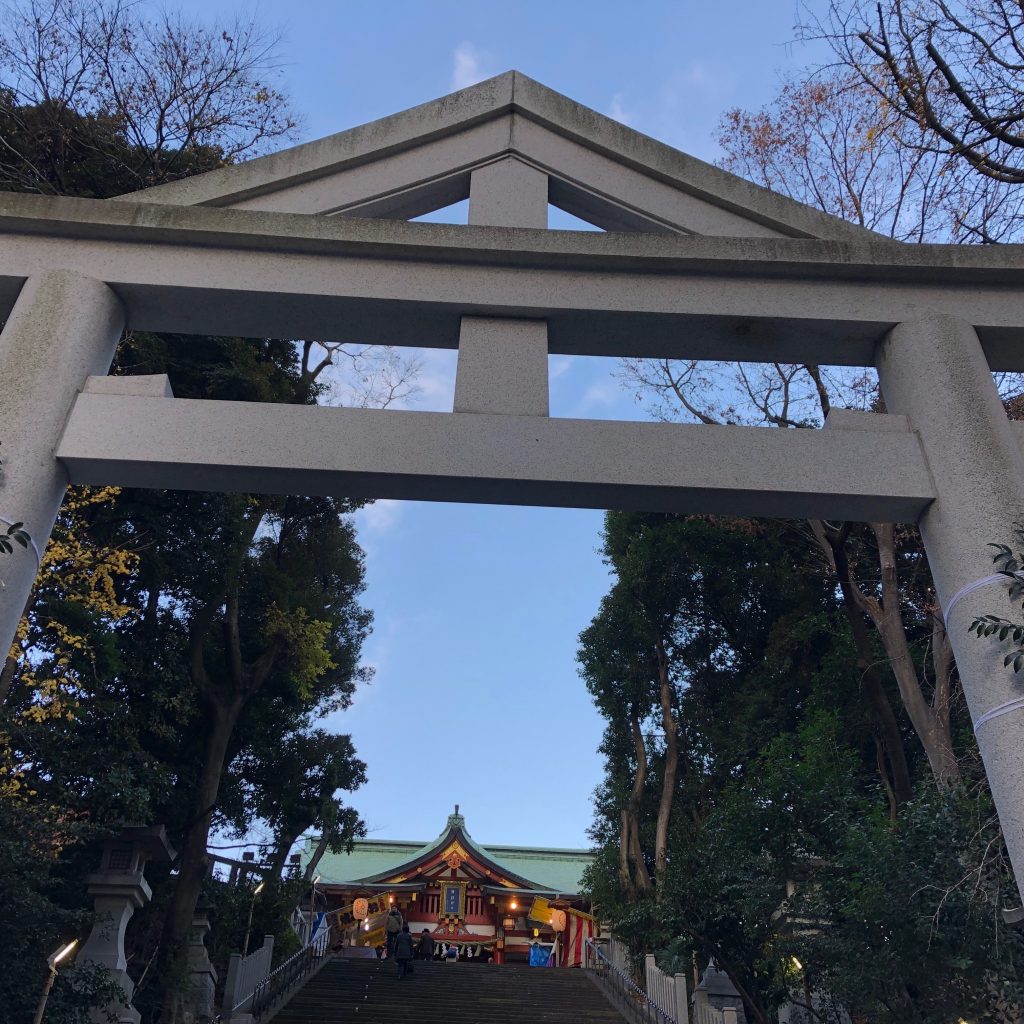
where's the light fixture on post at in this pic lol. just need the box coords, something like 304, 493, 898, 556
32, 940, 78, 1024
242, 880, 266, 956
502, 916, 515, 930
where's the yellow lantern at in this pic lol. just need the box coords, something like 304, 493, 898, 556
550, 909, 567, 933
353, 897, 369, 920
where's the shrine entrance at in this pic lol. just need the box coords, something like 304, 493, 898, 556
311, 807, 595, 966
2, 70, 1024, 899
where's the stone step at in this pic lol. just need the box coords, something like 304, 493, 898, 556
270, 959, 628, 1024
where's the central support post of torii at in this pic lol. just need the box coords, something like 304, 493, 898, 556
455, 157, 550, 418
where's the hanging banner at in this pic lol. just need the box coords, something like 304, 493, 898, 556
528, 897, 552, 924
309, 911, 328, 948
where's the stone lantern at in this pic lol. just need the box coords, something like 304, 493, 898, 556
77, 825, 175, 1024
187, 895, 217, 1023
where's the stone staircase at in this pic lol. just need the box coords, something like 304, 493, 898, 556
270, 956, 629, 1024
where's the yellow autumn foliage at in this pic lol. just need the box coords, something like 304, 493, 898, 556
5, 486, 139, 730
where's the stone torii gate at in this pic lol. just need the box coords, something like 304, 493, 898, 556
2, 71, 1024, 893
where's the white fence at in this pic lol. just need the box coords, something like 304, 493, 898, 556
222, 934, 274, 1023
644, 953, 690, 1024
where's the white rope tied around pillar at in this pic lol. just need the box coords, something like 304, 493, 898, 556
0, 515, 41, 569
974, 696, 1024, 733
942, 570, 1024, 733
942, 572, 1024, 631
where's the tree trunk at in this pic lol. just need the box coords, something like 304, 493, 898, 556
156, 694, 242, 1023
811, 521, 914, 804
618, 809, 635, 899
866, 523, 960, 787
653, 638, 679, 896
837, 583, 915, 804
627, 707, 653, 894
266, 826, 303, 886
303, 833, 332, 885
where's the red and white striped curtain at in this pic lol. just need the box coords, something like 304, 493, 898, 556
561, 909, 596, 968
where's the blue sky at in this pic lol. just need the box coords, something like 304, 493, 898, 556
172, 0, 829, 850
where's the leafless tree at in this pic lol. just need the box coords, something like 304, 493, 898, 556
0, 0, 297, 195
805, 0, 1024, 241
719, 70, 958, 242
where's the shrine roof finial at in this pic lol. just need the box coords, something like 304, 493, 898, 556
447, 804, 466, 832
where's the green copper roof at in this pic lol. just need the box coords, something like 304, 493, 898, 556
484, 844, 594, 895
304, 810, 594, 895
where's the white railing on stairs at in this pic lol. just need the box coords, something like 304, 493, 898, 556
586, 939, 676, 1024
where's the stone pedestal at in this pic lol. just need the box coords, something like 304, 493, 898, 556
77, 826, 175, 1024
186, 897, 217, 1023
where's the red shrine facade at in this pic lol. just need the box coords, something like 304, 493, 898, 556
309, 807, 597, 966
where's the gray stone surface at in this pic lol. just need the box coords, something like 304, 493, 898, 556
112, 72, 876, 242
187, 900, 217, 1023
56, 392, 935, 522
2, 194, 1024, 367
454, 318, 549, 416
469, 157, 548, 229
878, 316, 1024, 893
0, 271, 124, 662
78, 828, 174, 1024
84, 373, 173, 398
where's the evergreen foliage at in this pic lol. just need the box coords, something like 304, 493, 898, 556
579, 513, 1024, 1023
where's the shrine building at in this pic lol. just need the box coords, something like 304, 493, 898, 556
304, 807, 597, 966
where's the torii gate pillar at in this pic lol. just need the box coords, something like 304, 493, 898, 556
879, 316, 1024, 885
0, 270, 124, 644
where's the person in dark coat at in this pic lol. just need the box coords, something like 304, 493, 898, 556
384, 906, 403, 958
394, 924, 415, 979
418, 928, 435, 961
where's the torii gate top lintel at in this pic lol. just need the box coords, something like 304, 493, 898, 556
4, 74, 1024, 899
115, 69, 879, 243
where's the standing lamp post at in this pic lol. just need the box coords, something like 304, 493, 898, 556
242, 881, 265, 957
32, 940, 78, 1024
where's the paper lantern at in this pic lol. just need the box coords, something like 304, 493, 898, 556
353, 897, 369, 920
550, 909, 567, 932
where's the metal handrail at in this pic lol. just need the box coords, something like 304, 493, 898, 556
586, 939, 676, 1024
249, 920, 333, 1019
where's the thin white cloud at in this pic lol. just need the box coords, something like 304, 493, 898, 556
549, 355, 573, 381
451, 42, 491, 90
572, 378, 620, 417
608, 92, 632, 126
356, 498, 403, 536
